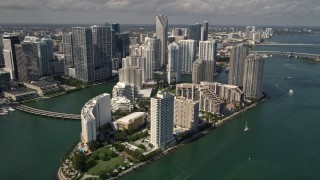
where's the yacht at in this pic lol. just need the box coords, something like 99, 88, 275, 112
7, 107, 15, 111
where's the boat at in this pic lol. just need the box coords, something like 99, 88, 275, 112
7, 107, 15, 111
244, 121, 249, 132
289, 89, 294, 95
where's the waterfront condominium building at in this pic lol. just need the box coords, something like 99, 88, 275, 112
242, 54, 265, 99
199, 40, 217, 62
167, 42, 181, 84
62, 32, 74, 76
156, 15, 168, 67
3, 35, 28, 81
174, 96, 199, 130
112, 82, 137, 100
192, 60, 214, 84
91, 25, 112, 81
199, 86, 225, 115
150, 91, 175, 148
145, 36, 161, 69
228, 43, 249, 87
179, 40, 196, 73
81, 93, 112, 143
72, 27, 94, 82
119, 66, 142, 90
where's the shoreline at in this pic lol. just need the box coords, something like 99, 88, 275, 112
116, 95, 269, 179
57, 95, 268, 180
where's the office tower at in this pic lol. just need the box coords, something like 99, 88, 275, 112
167, 42, 180, 84
91, 25, 112, 80
156, 15, 168, 67
199, 40, 217, 61
117, 33, 130, 62
174, 96, 199, 130
150, 91, 174, 148
41, 38, 53, 62
62, 32, 74, 75
22, 40, 50, 80
188, 23, 202, 46
228, 44, 249, 86
145, 36, 161, 69
81, 93, 112, 143
112, 82, 137, 100
72, 27, 94, 82
192, 60, 214, 84
179, 40, 196, 73
202, 21, 209, 41
242, 54, 265, 99
119, 66, 142, 90
3, 35, 28, 81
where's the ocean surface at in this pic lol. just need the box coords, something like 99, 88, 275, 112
0, 34, 320, 179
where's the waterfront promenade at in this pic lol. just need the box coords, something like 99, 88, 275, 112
14, 104, 81, 120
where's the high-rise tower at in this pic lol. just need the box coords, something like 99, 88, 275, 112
242, 54, 265, 99
156, 15, 168, 68
228, 44, 249, 86
167, 42, 180, 84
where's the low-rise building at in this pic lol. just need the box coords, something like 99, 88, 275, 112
111, 97, 133, 112
2, 88, 37, 101
112, 82, 137, 100
114, 112, 146, 132
24, 80, 60, 96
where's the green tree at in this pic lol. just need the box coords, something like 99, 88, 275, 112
72, 151, 86, 172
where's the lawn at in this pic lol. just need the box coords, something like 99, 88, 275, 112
88, 156, 125, 175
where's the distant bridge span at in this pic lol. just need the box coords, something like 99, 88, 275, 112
14, 104, 81, 120
250, 51, 320, 59
255, 43, 320, 47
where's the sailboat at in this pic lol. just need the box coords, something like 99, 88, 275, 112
244, 121, 249, 132
289, 89, 294, 95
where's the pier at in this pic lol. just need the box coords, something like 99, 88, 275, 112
15, 104, 81, 120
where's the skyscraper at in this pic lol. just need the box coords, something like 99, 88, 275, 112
199, 40, 217, 61
167, 42, 180, 84
0, 34, 4, 66
91, 25, 112, 80
188, 23, 202, 46
3, 35, 28, 81
202, 21, 209, 41
145, 36, 161, 69
242, 54, 265, 99
117, 33, 130, 62
228, 44, 249, 86
62, 32, 73, 75
72, 27, 94, 82
150, 91, 174, 148
179, 40, 196, 73
119, 66, 142, 90
192, 60, 214, 84
156, 15, 168, 68
22, 38, 51, 80
143, 46, 154, 81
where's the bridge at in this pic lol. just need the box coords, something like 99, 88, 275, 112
250, 51, 320, 59
255, 43, 320, 47
14, 104, 81, 120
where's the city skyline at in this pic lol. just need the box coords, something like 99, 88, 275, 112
0, 0, 319, 26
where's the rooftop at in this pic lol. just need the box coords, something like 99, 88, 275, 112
116, 112, 146, 124
24, 80, 57, 88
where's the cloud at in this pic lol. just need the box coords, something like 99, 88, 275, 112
0, 0, 319, 25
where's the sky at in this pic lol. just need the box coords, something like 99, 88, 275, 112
0, 0, 319, 26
